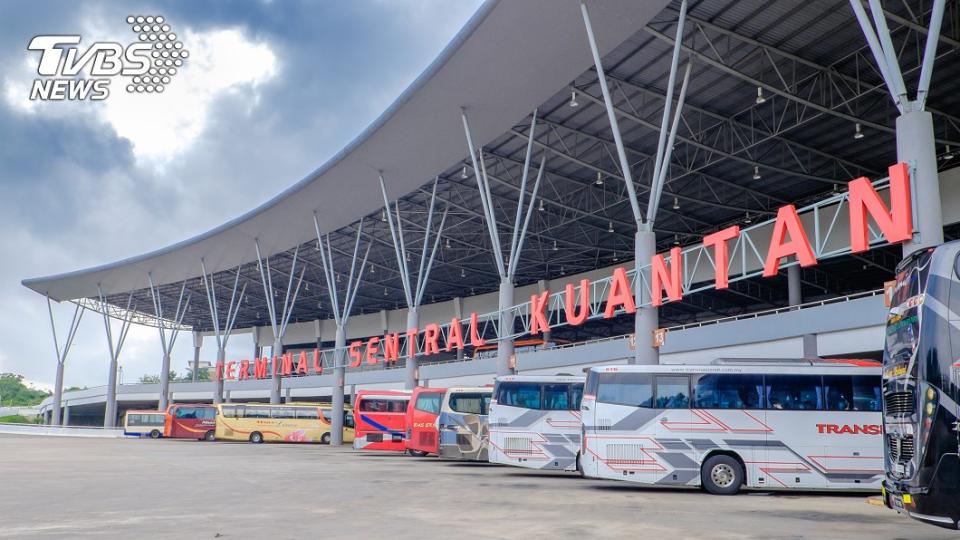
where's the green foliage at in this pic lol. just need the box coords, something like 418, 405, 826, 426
0, 373, 50, 407
0, 414, 31, 424
139, 369, 211, 384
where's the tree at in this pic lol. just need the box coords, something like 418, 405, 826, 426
0, 373, 51, 407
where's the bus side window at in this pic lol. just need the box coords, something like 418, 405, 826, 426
765, 375, 823, 410
693, 374, 763, 409
852, 375, 882, 412
823, 375, 853, 411
597, 373, 653, 408
570, 384, 584, 410
543, 384, 570, 410
345, 411, 355, 428
499, 383, 542, 409
655, 376, 690, 409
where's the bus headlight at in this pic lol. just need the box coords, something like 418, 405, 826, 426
927, 387, 937, 401
926, 402, 935, 416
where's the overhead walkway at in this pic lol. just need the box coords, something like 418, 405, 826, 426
38, 290, 887, 423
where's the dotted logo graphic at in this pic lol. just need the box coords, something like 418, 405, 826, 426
124, 15, 188, 94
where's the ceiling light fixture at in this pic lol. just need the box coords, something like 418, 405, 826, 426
552, 240, 558, 251
674, 234, 680, 246
672, 197, 680, 210
595, 171, 604, 185
538, 199, 545, 212
461, 268, 466, 278
461, 165, 468, 179
755, 86, 766, 104
854, 123, 864, 140
607, 221, 614, 233
944, 145, 955, 160
569, 90, 579, 108
744, 212, 752, 224
752, 166, 761, 180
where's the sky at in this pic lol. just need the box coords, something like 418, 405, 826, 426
0, 0, 484, 392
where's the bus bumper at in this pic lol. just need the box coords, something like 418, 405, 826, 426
884, 456, 960, 530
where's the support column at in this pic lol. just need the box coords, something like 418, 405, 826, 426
405, 309, 420, 388
898, 111, 943, 256
331, 325, 346, 445
787, 264, 817, 358
52, 361, 65, 426
62, 402, 70, 426
497, 279, 515, 376
270, 337, 282, 404
105, 357, 118, 427
214, 346, 225, 404
192, 332, 201, 382
452, 298, 465, 361
634, 231, 658, 365
159, 352, 172, 411
349, 384, 356, 404
285, 387, 292, 403
787, 264, 802, 307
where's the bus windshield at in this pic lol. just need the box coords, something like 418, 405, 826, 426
884, 251, 930, 367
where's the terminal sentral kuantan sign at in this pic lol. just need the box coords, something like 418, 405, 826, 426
214, 162, 912, 381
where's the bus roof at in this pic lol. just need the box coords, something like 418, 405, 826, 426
125, 409, 165, 414
587, 364, 881, 376
495, 374, 585, 384
355, 389, 411, 400
444, 386, 493, 395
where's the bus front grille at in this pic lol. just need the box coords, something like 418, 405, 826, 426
419, 432, 436, 447
884, 392, 915, 416
888, 434, 915, 463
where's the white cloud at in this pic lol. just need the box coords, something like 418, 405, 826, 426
3, 23, 278, 165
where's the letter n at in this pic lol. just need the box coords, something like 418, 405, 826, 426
849, 162, 913, 253
651, 247, 683, 307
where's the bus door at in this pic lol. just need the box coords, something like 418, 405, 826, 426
651, 375, 694, 486
690, 373, 767, 488
764, 374, 826, 489
541, 383, 578, 470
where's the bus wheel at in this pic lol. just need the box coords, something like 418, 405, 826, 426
249, 432, 264, 444
149, 430, 161, 439
203, 430, 215, 442
410, 450, 429, 457
321, 433, 331, 445
576, 453, 585, 478
701, 455, 743, 495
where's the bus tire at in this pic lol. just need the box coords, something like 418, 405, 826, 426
149, 430, 161, 439
203, 430, 215, 442
576, 453, 585, 477
321, 433, 331, 445
249, 431, 264, 444
701, 454, 744, 495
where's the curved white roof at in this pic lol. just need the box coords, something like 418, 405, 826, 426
23, 0, 669, 302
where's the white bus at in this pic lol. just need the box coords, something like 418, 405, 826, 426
437, 387, 493, 461
488, 375, 585, 471
581, 360, 883, 494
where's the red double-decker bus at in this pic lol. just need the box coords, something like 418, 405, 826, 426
353, 390, 410, 452
164, 403, 217, 441
405, 387, 446, 456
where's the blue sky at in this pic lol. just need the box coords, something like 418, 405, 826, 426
0, 0, 483, 390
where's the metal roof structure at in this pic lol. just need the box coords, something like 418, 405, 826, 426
22, 0, 960, 340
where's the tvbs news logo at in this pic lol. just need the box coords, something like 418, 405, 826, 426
28, 15, 189, 101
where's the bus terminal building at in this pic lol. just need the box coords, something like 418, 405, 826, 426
23, 0, 960, 437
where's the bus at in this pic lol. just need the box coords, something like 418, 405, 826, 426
354, 390, 410, 452
581, 360, 882, 494
215, 403, 351, 444
882, 242, 960, 529
438, 387, 493, 461
164, 403, 217, 441
320, 405, 356, 445
488, 375, 585, 471
123, 410, 167, 438
406, 386, 447, 456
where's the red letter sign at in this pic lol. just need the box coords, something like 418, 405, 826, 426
254, 357, 268, 379
383, 333, 401, 363
348, 341, 362, 368
763, 204, 817, 277
703, 226, 740, 289
651, 247, 683, 307
529, 291, 550, 335
564, 279, 590, 326
469, 312, 486, 347
296, 351, 308, 375
239, 360, 250, 380
225, 361, 236, 381
446, 318, 464, 352
365, 337, 380, 364
312, 349, 323, 375
849, 162, 913, 253
604, 267, 637, 318
423, 324, 441, 355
